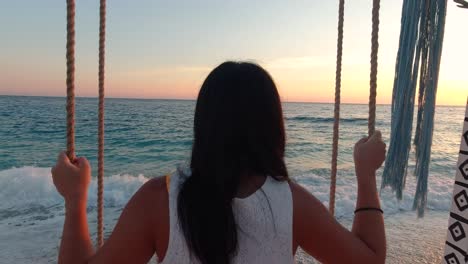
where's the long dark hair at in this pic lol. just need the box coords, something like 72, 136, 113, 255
177, 61, 289, 264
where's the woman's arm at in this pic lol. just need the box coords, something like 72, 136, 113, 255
351, 168, 385, 262
293, 131, 386, 264
52, 153, 94, 264
52, 152, 166, 264
351, 131, 386, 261
60, 200, 94, 263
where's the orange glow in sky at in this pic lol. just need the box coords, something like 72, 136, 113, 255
1, 1, 466, 106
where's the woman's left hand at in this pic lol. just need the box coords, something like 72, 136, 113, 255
52, 152, 91, 205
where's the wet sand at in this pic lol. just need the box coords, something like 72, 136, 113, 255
296, 210, 448, 263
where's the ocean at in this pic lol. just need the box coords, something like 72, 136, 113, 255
0, 95, 465, 263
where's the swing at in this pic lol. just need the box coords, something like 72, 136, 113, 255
65, 0, 106, 246
329, 0, 380, 216
62, 0, 383, 244
63, 0, 459, 251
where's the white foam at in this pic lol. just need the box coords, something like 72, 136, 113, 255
0, 166, 148, 212
0, 166, 455, 263
0, 166, 455, 219
295, 170, 454, 218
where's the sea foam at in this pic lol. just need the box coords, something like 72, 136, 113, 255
0, 166, 455, 264
0, 166, 454, 221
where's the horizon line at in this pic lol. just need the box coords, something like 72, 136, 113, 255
0, 94, 465, 107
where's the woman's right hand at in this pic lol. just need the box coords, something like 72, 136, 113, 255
52, 151, 91, 205
353, 131, 386, 180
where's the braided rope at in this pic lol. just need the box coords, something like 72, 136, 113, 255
329, 0, 345, 216
66, 0, 76, 161
97, 0, 106, 248
368, 0, 380, 137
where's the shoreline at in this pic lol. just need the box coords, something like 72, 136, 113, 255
296, 210, 448, 263
1, 206, 449, 263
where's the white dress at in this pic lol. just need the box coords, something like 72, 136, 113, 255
159, 170, 295, 264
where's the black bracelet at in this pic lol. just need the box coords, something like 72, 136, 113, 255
354, 207, 384, 214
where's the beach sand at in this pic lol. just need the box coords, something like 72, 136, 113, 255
296, 210, 448, 263
1, 207, 449, 263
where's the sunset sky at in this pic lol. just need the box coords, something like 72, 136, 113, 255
1, 0, 466, 105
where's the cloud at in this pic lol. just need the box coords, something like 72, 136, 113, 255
263, 54, 376, 71
127, 56, 343, 77
126, 65, 212, 77
264, 56, 334, 70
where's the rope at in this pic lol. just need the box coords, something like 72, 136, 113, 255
381, 0, 447, 217
97, 0, 106, 248
412, 0, 447, 217
66, 0, 76, 161
381, 0, 423, 200
368, 0, 380, 137
329, 0, 345, 216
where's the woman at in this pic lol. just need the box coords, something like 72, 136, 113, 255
52, 61, 386, 264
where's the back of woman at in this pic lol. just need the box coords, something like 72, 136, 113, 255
172, 61, 292, 264
52, 61, 386, 264
161, 170, 293, 264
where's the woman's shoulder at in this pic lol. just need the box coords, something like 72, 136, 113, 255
288, 180, 331, 226
133, 176, 170, 258
137, 176, 169, 206
127, 175, 170, 225
138, 168, 188, 205
287, 180, 310, 200
287, 180, 325, 211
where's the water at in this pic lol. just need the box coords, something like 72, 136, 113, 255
0, 95, 465, 263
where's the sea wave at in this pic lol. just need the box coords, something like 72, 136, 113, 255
0, 167, 148, 220
286, 116, 368, 124
295, 171, 453, 218
0, 166, 454, 222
